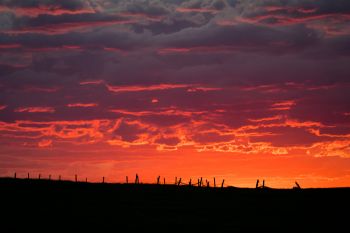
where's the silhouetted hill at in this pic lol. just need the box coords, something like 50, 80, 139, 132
1, 178, 349, 232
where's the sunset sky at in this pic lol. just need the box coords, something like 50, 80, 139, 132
1, 0, 350, 188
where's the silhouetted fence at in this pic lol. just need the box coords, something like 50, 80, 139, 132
9, 172, 302, 189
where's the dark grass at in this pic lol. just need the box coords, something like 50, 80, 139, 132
1, 178, 349, 232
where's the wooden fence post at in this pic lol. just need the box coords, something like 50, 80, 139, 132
135, 174, 139, 184
207, 181, 210, 188
75, 174, 77, 182
14, 172, 16, 179
49, 175, 51, 180
126, 176, 128, 184
256, 179, 259, 188
27, 173, 30, 179
39, 174, 41, 180
214, 178, 216, 188
295, 181, 301, 189
86, 177, 88, 183
199, 177, 203, 187
189, 179, 192, 186
262, 180, 265, 188
59, 175, 61, 181
102, 177, 105, 183
221, 179, 225, 188
157, 176, 160, 185
178, 178, 182, 186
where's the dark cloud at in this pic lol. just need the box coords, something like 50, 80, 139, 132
241, 0, 350, 27
0, 0, 85, 10
160, 23, 321, 54
0, 0, 350, 156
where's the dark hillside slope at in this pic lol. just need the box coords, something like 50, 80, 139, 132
1, 178, 349, 232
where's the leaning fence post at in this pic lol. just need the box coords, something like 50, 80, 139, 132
178, 178, 182, 186
214, 178, 216, 188
256, 179, 259, 188
221, 179, 225, 188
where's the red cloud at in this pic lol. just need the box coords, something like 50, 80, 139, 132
106, 83, 190, 93
0, 44, 21, 49
248, 115, 283, 123
7, 18, 136, 35
79, 80, 105, 85
176, 7, 219, 14
106, 83, 221, 93
14, 107, 55, 113
67, 103, 98, 108
270, 100, 296, 111
38, 139, 52, 148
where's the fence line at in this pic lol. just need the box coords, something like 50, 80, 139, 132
7, 172, 301, 189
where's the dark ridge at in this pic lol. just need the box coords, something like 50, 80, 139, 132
1, 178, 349, 232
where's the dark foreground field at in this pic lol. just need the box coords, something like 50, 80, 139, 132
1, 178, 349, 232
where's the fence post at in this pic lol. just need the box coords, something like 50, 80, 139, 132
59, 175, 61, 181
135, 174, 139, 184
27, 173, 30, 179
256, 179, 259, 188
221, 179, 225, 188
163, 178, 166, 185
75, 174, 77, 182
214, 178, 216, 188
157, 176, 160, 185
49, 175, 51, 180
262, 180, 265, 188
178, 178, 182, 186
126, 176, 128, 184
14, 172, 16, 179
39, 174, 41, 180
207, 181, 210, 188
189, 179, 192, 186
199, 177, 203, 187
295, 181, 301, 189
102, 177, 105, 183
86, 177, 88, 183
